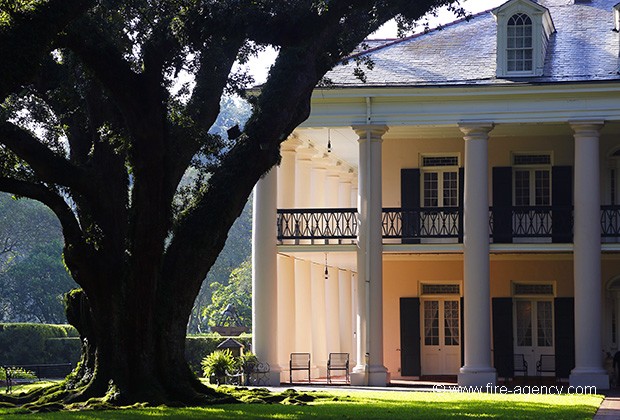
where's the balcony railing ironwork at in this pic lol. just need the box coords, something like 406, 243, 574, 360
602, 205, 620, 237
276, 205, 620, 242
276, 208, 357, 241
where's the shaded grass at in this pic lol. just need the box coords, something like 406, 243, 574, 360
0, 386, 603, 419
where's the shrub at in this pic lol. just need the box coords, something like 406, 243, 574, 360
0, 367, 37, 381
184, 334, 251, 375
201, 349, 237, 383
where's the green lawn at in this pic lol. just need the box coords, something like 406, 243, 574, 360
0, 386, 603, 419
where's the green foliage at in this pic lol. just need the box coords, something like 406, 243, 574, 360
186, 334, 253, 376
0, 193, 76, 324
188, 188, 252, 333
204, 258, 252, 329
0, 366, 37, 381
201, 349, 237, 380
0, 241, 77, 323
0, 323, 79, 365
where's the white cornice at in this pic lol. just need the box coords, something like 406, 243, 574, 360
302, 83, 620, 128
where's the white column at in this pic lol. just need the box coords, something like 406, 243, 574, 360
570, 121, 609, 389
325, 265, 341, 356
351, 124, 389, 386
295, 146, 314, 208
458, 123, 496, 387
278, 140, 299, 208
350, 272, 358, 367
277, 255, 295, 383
294, 259, 312, 354
338, 269, 353, 356
311, 262, 328, 377
252, 168, 281, 385
311, 156, 327, 208
277, 140, 298, 382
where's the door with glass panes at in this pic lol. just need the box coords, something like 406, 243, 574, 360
514, 299, 554, 376
421, 155, 459, 241
420, 299, 461, 375
512, 154, 551, 239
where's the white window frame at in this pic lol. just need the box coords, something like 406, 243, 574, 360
511, 152, 552, 207
420, 154, 460, 208
492, 0, 555, 78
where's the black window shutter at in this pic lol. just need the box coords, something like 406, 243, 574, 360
492, 298, 514, 378
458, 167, 465, 243
400, 297, 421, 376
492, 167, 513, 243
401, 169, 420, 244
554, 297, 575, 378
552, 166, 572, 243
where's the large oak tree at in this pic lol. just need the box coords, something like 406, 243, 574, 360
0, 0, 462, 406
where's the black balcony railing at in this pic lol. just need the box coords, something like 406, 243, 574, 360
276, 205, 620, 243
602, 205, 620, 237
276, 208, 357, 241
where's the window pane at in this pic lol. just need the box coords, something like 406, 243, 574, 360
424, 301, 439, 346
515, 170, 530, 206
443, 171, 458, 207
444, 300, 460, 346
424, 172, 438, 207
535, 170, 550, 205
516, 300, 532, 347
537, 301, 553, 347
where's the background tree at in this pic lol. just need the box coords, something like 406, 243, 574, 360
0, 0, 464, 407
0, 240, 77, 323
204, 258, 252, 330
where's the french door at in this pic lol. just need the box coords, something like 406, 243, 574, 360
421, 299, 461, 375
514, 299, 554, 376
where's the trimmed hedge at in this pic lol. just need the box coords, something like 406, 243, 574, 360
0, 324, 251, 377
0, 323, 79, 365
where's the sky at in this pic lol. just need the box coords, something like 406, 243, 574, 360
245, 0, 507, 84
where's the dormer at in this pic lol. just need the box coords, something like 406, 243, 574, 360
492, 0, 555, 77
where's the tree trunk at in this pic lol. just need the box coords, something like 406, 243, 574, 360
62, 272, 220, 405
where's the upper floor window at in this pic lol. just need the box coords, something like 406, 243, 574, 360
512, 153, 551, 206
421, 155, 459, 208
492, 0, 555, 78
507, 13, 533, 73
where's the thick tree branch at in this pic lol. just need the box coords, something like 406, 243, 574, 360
0, 177, 83, 248
0, 121, 92, 193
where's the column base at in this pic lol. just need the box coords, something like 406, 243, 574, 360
350, 364, 390, 386
264, 365, 282, 386
458, 367, 496, 387
569, 368, 609, 390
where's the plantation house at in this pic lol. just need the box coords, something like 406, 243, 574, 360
251, 0, 620, 389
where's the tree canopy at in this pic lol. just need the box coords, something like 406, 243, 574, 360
0, 0, 463, 408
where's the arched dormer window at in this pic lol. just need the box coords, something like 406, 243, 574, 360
507, 13, 533, 72
492, 0, 555, 78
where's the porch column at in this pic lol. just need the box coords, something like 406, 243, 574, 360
277, 140, 298, 381
458, 123, 496, 387
252, 168, 281, 385
338, 269, 353, 356
570, 121, 609, 389
293, 145, 314, 362
351, 124, 389, 386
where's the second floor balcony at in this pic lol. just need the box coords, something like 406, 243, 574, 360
276, 205, 620, 244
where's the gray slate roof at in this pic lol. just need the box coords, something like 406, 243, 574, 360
326, 0, 620, 87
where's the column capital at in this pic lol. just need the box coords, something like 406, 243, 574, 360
281, 135, 305, 152
458, 122, 495, 140
352, 124, 389, 142
570, 121, 605, 137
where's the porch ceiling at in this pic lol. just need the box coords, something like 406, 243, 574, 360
293, 121, 620, 170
